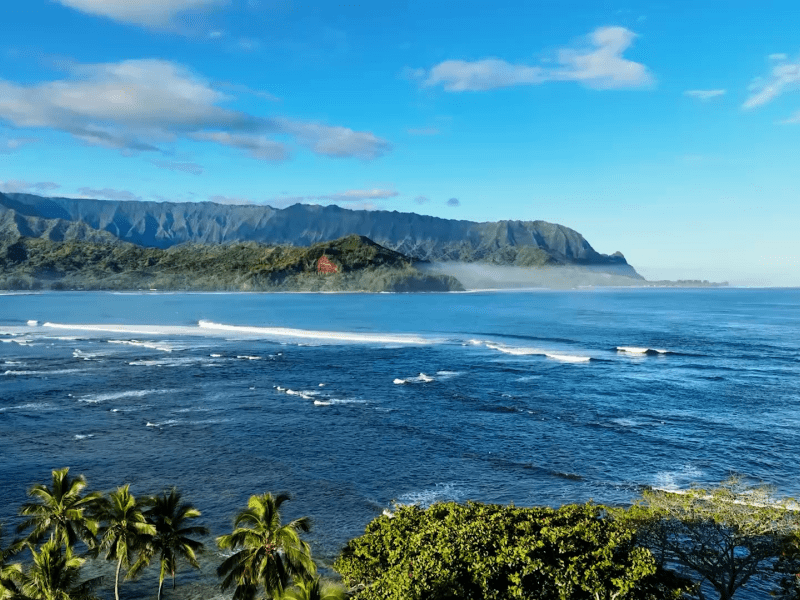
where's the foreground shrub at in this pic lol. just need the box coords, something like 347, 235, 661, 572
334, 501, 688, 600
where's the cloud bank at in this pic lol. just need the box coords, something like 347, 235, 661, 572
420, 27, 652, 92
54, 0, 226, 28
0, 59, 390, 161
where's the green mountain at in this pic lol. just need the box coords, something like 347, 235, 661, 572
0, 222, 463, 292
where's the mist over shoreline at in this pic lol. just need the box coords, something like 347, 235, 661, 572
417, 262, 726, 290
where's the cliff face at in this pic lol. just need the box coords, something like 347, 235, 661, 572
0, 192, 641, 278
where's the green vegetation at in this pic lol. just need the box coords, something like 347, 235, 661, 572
217, 493, 315, 600
334, 501, 689, 600
130, 489, 207, 600
620, 479, 800, 600
0, 234, 463, 292
1, 470, 798, 599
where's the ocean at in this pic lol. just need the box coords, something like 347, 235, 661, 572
2, 288, 799, 598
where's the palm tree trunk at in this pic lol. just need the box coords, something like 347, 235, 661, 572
115, 555, 123, 600
158, 577, 164, 600
172, 569, 176, 589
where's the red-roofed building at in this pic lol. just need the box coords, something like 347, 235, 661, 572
317, 255, 339, 274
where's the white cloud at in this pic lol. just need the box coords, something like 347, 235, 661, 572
277, 120, 392, 160
769, 53, 788, 61
0, 59, 389, 161
421, 27, 652, 92
274, 188, 399, 205
190, 131, 289, 161
77, 187, 141, 201
1, 137, 38, 153
0, 180, 61, 193
151, 160, 205, 175
743, 56, 800, 109
684, 89, 726, 101
54, 0, 226, 28
208, 194, 255, 205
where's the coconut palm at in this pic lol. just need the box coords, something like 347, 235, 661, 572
17, 468, 101, 550
17, 539, 101, 600
129, 488, 207, 600
94, 485, 155, 600
1, 525, 23, 600
280, 577, 347, 600
217, 493, 315, 600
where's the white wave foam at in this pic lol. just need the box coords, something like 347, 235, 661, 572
472, 340, 591, 363
108, 339, 175, 352
27, 320, 38, 326
236, 355, 261, 360
74, 434, 94, 440
545, 353, 591, 363
284, 389, 320, 400
198, 320, 432, 345
129, 357, 202, 367
73, 349, 106, 360
0, 402, 51, 412
210, 353, 222, 358
314, 398, 366, 406
617, 346, 668, 355
653, 465, 705, 491
393, 378, 406, 385
435, 370, 461, 378
396, 483, 464, 507
3, 369, 83, 376
146, 419, 179, 428
78, 389, 171, 404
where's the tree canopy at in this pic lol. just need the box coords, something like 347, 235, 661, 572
334, 500, 689, 600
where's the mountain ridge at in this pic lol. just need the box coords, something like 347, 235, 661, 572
0, 192, 642, 278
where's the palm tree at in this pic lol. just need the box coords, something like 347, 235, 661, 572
17, 539, 101, 600
129, 488, 207, 600
217, 493, 315, 600
1, 525, 23, 600
17, 468, 101, 551
94, 485, 156, 600
280, 577, 347, 600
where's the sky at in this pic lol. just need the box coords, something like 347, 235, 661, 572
1, 1, 799, 286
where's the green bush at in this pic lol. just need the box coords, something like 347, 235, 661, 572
334, 501, 688, 600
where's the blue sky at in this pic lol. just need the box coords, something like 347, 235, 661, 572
1, 1, 799, 285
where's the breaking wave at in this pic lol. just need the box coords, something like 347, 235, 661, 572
198, 320, 432, 345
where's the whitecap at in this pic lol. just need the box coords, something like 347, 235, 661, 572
27, 320, 38, 326
210, 353, 222, 358
4, 369, 83, 376
74, 434, 94, 440
393, 378, 407, 385
236, 355, 261, 360
78, 389, 172, 404
396, 483, 464, 507
198, 320, 432, 345
617, 346, 669, 355
108, 340, 175, 352
545, 353, 591, 363
0, 402, 51, 412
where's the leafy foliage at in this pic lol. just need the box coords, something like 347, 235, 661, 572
0, 525, 23, 600
94, 485, 155, 600
621, 478, 800, 600
280, 576, 348, 600
129, 488, 207, 600
17, 540, 101, 600
17, 468, 102, 551
334, 500, 688, 600
217, 493, 315, 600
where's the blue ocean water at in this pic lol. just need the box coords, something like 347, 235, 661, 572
1, 289, 799, 597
